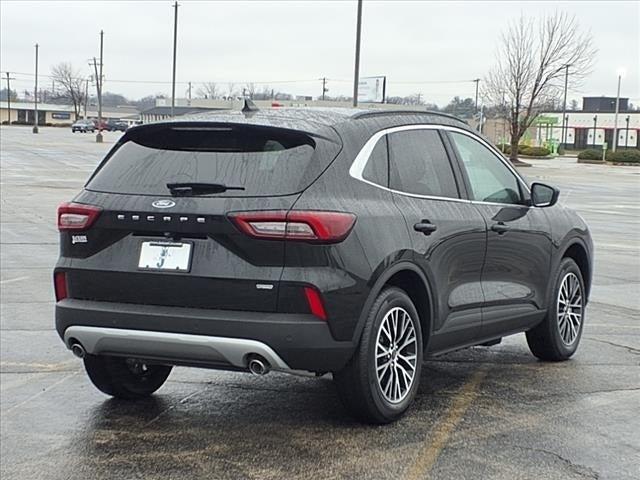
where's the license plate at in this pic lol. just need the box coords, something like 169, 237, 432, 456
138, 241, 192, 272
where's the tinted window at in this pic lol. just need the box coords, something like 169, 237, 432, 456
388, 129, 459, 198
449, 132, 522, 205
362, 136, 388, 187
86, 125, 336, 197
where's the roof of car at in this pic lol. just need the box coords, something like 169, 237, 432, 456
170, 107, 467, 129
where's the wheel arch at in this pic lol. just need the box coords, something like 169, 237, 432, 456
353, 262, 434, 351
561, 240, 592, 302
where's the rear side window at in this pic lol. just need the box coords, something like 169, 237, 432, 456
86, 124, 339, 197
362, 136, 388, 187
388, 129, 459, 198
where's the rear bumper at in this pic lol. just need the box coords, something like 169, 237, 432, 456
55, 299, 354, 372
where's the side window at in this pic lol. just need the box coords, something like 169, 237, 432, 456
362, 135, 388, 187
388, 130, 459, 198
449, 132, 523, 205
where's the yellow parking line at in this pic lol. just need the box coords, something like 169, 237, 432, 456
405, 366, 488, 480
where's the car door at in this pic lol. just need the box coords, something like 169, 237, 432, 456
386, 127, 487, 352
445, 130, 552, 338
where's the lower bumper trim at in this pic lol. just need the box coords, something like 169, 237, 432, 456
64, 326, 291, 370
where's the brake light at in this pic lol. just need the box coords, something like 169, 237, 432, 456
57, 202, 102, 231
229, 211, 356, 243
54, 272, 68, 301
304, 286, 327, 321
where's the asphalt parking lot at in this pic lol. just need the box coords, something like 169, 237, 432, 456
1, 125, 638, 480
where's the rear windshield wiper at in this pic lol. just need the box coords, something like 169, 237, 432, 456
166, 182, 245, 196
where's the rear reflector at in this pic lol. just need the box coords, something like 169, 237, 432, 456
304, 286, 327, 321
57, 202, 102, 231
54, 272, 68, 301
229, 210, 356, 243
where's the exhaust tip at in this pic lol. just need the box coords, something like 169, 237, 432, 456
70, 342, 86, 359
247, 355, 270, 375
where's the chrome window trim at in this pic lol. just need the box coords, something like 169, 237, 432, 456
349, 124, 531, 206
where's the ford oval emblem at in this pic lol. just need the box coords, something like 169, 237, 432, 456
152, 199, 176, 209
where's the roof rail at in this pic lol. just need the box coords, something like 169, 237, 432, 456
352, 109, 466, 123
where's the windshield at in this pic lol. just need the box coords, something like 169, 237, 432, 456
85, 124, 338, 197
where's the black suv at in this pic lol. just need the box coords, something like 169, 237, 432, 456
54, 108, 593, 423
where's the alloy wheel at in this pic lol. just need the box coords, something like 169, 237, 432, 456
375, 307, 418, 404
557, 272, 583, 345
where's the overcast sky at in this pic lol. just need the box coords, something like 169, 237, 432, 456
1, 0, 638, 106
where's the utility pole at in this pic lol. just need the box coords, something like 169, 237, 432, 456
612, 72, 623, 152
84, 77, 89, 118
5, 72, 15, 125
561, 65, 570, 147
473, 78, 480, 113
171, 1, 179, 117
320, 77, 328, 101
352, 0, 363, 107
187, 81, 192, 105
33, 43, 39, 134
95, 30, 104, 143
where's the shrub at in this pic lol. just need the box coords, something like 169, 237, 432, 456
608, 149, 640, 163
496, 144, 534, 155
577, 149, 603, 160
520, 146, 551, 157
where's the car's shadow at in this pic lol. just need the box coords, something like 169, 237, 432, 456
60, 343, 556, 479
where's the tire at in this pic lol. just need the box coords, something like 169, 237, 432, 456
83, 354, 172, 400
526, 258, 586, 361
334, 287, 423, 424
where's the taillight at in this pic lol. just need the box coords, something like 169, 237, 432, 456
54, 272, 68, 301
57, 202, 102, 231
304, 286, 327, 321
229, 210, 356, 243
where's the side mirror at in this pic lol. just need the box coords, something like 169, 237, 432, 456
530, 182, 560, 207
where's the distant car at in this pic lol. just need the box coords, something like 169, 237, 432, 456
106, 120, 128, 132
71, 120, 95, 133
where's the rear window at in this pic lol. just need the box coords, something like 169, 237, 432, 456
86, 124, 339, 197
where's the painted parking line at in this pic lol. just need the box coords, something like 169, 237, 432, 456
405, 366, 488, 480
0, 276, 30, 285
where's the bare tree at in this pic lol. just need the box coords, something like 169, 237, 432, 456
483, 13, 595, 163
243, 82, 256, 99
51, 62, 86, 120
198, 82, 219, 99
226, 82, 237, 99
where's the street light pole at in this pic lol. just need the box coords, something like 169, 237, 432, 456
352, 0, 363, 107
612, 72, 622, 152
561, 64, 569, 147
96, 30, 104, 143
32, 43, 39, 134
171, 1, 179, 117
473, 78, 480, 113
5, 72, 15, 125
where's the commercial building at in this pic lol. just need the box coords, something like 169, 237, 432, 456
0, 102, 139, 126
536, 97, 639, 149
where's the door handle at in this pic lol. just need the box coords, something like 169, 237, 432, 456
414, 221, 437, 235
491, 223, 510, 234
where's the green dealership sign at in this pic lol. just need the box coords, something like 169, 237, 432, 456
533, 115, 559, 125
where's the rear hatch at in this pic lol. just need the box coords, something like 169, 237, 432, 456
60, 121, 341, 312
